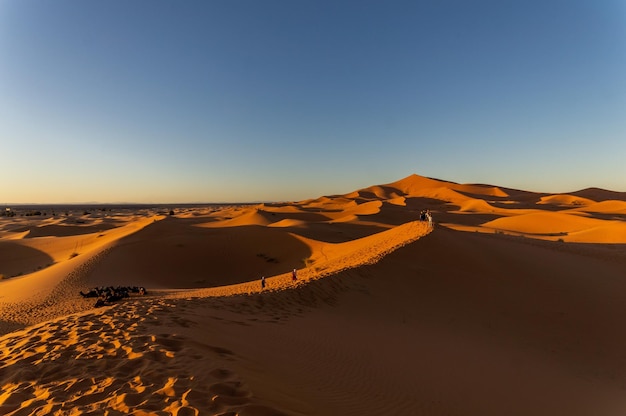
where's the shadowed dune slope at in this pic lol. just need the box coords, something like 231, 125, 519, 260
86, 217, 312, 289
0, 243, 53, 279
202, 228, 626, 416
571, 187, 626, 202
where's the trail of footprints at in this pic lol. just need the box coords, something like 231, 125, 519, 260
0, 300, 290, 415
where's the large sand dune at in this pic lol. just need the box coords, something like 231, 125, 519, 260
1, 174, 626, 415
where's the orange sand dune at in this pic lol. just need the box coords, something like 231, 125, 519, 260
342, 174, 508, 204
1, 173, 626, 415
300, 196, 358, 211
323, 200, 383, 222
571, 200, 626, 214
457, 198, 498, 213
384, 174, 509, 198
267, 219, 308, 228
200, 207, 274, 227
345, 185, 403, 200
571, 187, 626, 202
565, 222, 626, 243
200, 206, 332, 228
417, 186, 473, 204
260, 206, 332, 223
3, 227, 625, 415
0, 216, 159, 285
482, 211, 607, 236
203, 228, 626, 415
386, 196, 406, 206
148, 219, 431, 298
538, 194, 595, 207
86, 217, 312, 289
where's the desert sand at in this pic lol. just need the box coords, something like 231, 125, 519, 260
1, 174, 626, 415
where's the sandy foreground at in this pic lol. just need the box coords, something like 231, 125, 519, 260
1, 174, 626, 415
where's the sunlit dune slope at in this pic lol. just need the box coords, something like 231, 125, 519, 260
538, 194, 595, 207
482, 211, 609, 235
199, 208, 274, 227
566, 222, 626, 243
478, 211, 626, 243
267, 219, 308, 228
299, 196, 358, 211
571, 200, 626, 214
0, 216, 159, 288
384, 174, 509, 198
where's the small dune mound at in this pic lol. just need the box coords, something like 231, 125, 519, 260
258, 204, 302, 213
267, 219, 308, 228
350, 185, 403, 200
329, 214, 359, 223
351, 200, 383, 216
417, 187, 472, 204
386, 196, 406, 206
483, 212, 604, 235
322, 200, 383, 223
538, 194, 595, 207
300, 197, 358, 211
343, 190, 365, 199
571, 200, 626, 214
457, 199, 497, 213
455, 184, 509, 198
566, 222, 626, 243
0, 230, 30, 240
201, 208, 272, 227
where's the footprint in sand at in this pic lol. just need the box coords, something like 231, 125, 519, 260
210, 368, 235, 380
235, 405, 293, 416
206, 345, 236, 360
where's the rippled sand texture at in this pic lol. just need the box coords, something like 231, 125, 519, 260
1, 299, 291, 415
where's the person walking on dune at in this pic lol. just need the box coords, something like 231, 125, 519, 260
261, 276, 266, 290
292, 268, 298, 282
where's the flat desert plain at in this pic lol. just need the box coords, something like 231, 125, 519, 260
1, 174, 626, 416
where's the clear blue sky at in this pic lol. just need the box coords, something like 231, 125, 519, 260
1, 0, 625, 203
